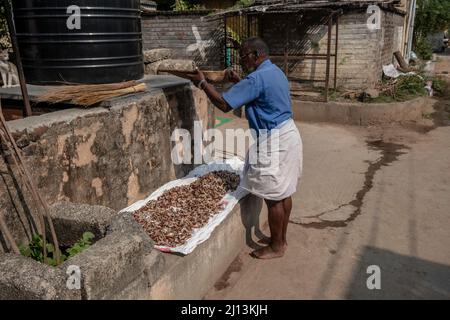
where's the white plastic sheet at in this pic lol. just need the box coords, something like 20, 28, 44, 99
119, 157, 249, 255
382, 63, 419, 79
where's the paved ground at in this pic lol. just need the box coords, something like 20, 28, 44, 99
204, 54, 450, 300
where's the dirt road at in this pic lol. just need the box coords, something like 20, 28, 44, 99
205, 54, 450, 299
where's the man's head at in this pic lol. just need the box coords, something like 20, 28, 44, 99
239, 37, 269, 73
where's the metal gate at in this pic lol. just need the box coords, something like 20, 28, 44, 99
224, 14, 259, 73
223, 9, 340, 102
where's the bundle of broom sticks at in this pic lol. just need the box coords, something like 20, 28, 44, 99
0, 102, 60, 264
36, 81, 147, 107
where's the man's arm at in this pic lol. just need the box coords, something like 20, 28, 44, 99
187, 69, 241, 113
200, 81, 232, 113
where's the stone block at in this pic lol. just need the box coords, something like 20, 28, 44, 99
49, 202, 117, 247
143, 48, 173, 63
144, 250, 167, 287
0, 254, 81, 300
61, 228, 152, 299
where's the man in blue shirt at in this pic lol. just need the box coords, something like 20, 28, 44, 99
187, 37, 302, 259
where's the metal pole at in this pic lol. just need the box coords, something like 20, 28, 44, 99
247, 14, 251, 39
334, 14, 339, 90
258, 14, 263, 38
325, 16, 332, 102
4, 0, 33, 117
224, 15, 228, 69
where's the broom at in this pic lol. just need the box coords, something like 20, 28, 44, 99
36, 81, 147, 107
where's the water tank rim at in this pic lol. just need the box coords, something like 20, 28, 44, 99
17, 32, 143, 37
22, 55, 143, 62
19, 38, 142, 44
15, 14, 141, 19
23, 61, 144, 69
14, 7, 141, 12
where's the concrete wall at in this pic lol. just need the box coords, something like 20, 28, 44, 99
141, 11, 224, 70
0, 78, 214, 252
261, 8, 405, 90
0, 194, 267, 300
292, 96, 432, 125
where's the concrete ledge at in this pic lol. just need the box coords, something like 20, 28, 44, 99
0, 254, 81, 300
62, 229, 152, 300
0, 195, 267, 300
147, 194, 267, 300
293, 97, 432, 125
49, 202, 117, 247
0, 203, 153, 300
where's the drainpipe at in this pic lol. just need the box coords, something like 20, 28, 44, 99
406, 0, 417, 61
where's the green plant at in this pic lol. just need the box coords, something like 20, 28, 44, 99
414, 0, 450, 40
430, 76, 447, 96
170, 0, 205, 11
171, 0, 190, 11
0, 3, 11, 49
234, 0, 254, 8
19, 234, 65, 267
66, 232, 95, 259
20, 232, 95, 267
414, 36, 433, 60
328, 90, 339, 101
369, 94, 396, 103
394, 75, 427, 101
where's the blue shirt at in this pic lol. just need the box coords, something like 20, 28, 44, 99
222, 59, 293, 132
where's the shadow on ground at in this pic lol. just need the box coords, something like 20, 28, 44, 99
345, 246, 450, 299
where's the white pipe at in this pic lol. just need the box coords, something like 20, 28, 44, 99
406, 0, 417, 61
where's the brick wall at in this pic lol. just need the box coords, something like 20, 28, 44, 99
379, 11, 405, 71
261, 8, 406, 90
141, 8, 405, 90
141, 11, 224, 70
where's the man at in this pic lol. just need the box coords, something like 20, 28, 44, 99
187, 37, 302, 259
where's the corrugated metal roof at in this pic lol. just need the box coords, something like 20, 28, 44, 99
253, 0, 397, 5
208, 0, 397, 17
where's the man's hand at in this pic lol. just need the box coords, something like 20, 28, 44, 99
185, 68, 206, 85
226, 69, 241, 84
186, 68, 232, 114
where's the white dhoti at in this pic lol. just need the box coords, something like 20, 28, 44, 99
241, 119, 303, 201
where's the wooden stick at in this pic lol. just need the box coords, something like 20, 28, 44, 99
0, 104, 60, 263
394, 51, 410, 72
0, 214, 20, 254
0, 128, 47, 261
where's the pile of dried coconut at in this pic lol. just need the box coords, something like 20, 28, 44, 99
133, 171, 240, 247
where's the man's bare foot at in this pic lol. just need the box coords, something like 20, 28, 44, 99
257, 237, 271, 245
257, 237, 288, 247
250, 245, 285, 259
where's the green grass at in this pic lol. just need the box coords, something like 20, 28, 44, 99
369, 94, 396, 103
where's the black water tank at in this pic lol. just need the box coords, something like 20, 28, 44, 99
13, 0, 144, 85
